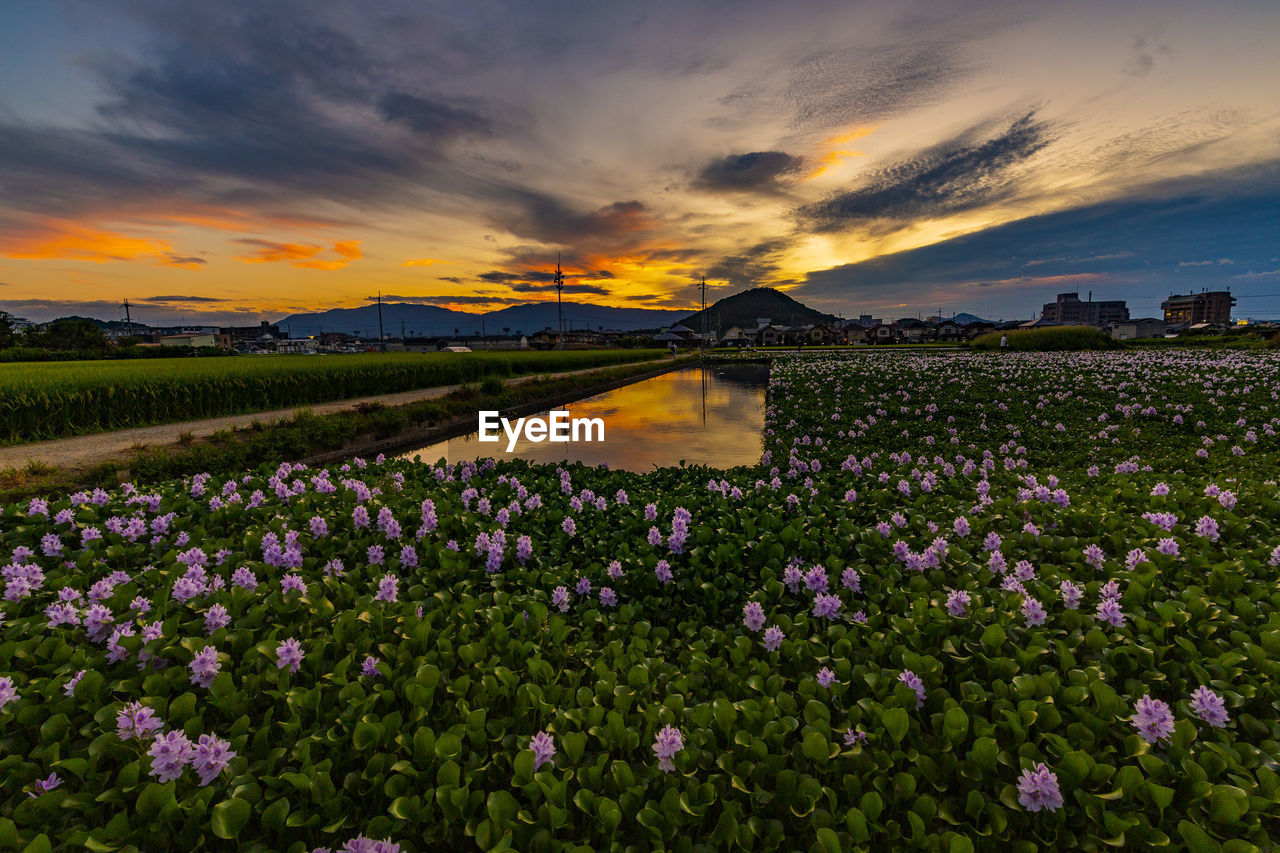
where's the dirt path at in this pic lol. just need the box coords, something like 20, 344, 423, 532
0, 361, 669, 472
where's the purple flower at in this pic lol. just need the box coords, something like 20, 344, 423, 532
551, 586, 569, 612
841, 567, 861, 592
362, 656, 380, 677
1131, 695, 1175, 744
742, 602, 765, 632
654, 560, 673, 585
1095, 597, 1125, 628
816, 667, 836, 688
148, 730, 195, 782
812, 593, 842, 620
530, 731, 555, 770
189, 646, 221, 688
561, 517, 576, 537
1157, 537, 1180, 557
116, 701, 163, 741
1022, 596, 1047, 626
192, 733, 236, 786
63, 670, 86, 697
899, 670, 926, 709
1189, 686, 1229, 728
1016, 763, 1064, 812
230, 567, 258, 590
1083, 544, 1106, 569
945, 589, 970, 617
843, 729, 867, 747
374, 574, 399, 603
1099, 580, 1120, 600
276, 638, 304, 674
607, 560, 623, 579
599, 587, 617, 607
652, 725, 684, 773
1194, 516, 1220, 542
762, 626, 784, 652
0, 676, 17, 711
516, 535, 533, 564
803, 565, 828, 592
28, 773, 62, 796
1059, 581, 1082, 609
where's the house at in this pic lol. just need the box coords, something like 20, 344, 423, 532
868, 323, 896, 344
896, 318, 930, 343
963, 321, 997, 340
933, 320, 964, 341
276, 339, 317, 354
758, 325, 788, 347
807, 324, 837, 345
158, 332, 232, 349
1111, 319, 1167, 340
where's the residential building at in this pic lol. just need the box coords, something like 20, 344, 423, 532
934, 320, 964, 341
1040, 292, 1129, 326
1161, 291, 1235, 325
158, 332, 231, 349
1111, 319, 1167, 340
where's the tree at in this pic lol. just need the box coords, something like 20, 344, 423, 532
25, 319, 109, 352
0, 312, 16, 349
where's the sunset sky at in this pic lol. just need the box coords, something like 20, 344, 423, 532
1, 0, 1278, 326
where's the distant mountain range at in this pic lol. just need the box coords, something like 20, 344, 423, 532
273, 302, 689, 338
679, 287, 838, 334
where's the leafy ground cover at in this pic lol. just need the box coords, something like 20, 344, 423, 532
1, 350, 1279, 851
0, 350, 663, 444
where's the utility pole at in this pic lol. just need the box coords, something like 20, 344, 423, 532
121, 299, 134, 338
554, 253, 565, 350
697, 277, 709, 353
376, 292, 385, 352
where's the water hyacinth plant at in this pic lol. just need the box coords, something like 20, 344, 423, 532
0, 349, 1276, 849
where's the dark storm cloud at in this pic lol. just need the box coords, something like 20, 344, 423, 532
488, 193, 653, 246
378, 93, 491, 139
692, 151, 803, 194
794, 162, 1280, 316
136, 294, 225, 302
508, 282, 611, 296
799, 111, 1053, 232
706, 238, 795, 288
0, 1, 509, 221
367, 294, 525, 305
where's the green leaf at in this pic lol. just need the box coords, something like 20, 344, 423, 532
211, 798, 252, 840
971, 737, 998, 774
883, 707, 910, 744
1177, 820, 1218, 853
1147, 782, 1175, 811
943, 707, 970, 745
981, 624, 1006, 649
816, 827, 842, 853
802, 730, 830, 761
487, 791, 519, 829
354, 721, 380, 751
262, 797, 290, 833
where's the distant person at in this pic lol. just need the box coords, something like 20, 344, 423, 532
669, 342, 677, 358
1000, 334, 1008, 349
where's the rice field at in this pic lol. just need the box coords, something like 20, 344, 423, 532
0, 351, 664, 445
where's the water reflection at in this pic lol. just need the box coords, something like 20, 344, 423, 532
400, 363, 769, 472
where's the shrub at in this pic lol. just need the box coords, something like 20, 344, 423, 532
972, 326, 1118, 351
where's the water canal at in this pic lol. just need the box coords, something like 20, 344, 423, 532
400, 363, 769, 472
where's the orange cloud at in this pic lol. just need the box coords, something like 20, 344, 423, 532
235, 239, 361, 269
333, 240, 363, 260
804, 126, 876, 180
0, 218, 177, 264
403, 257, 442, 267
